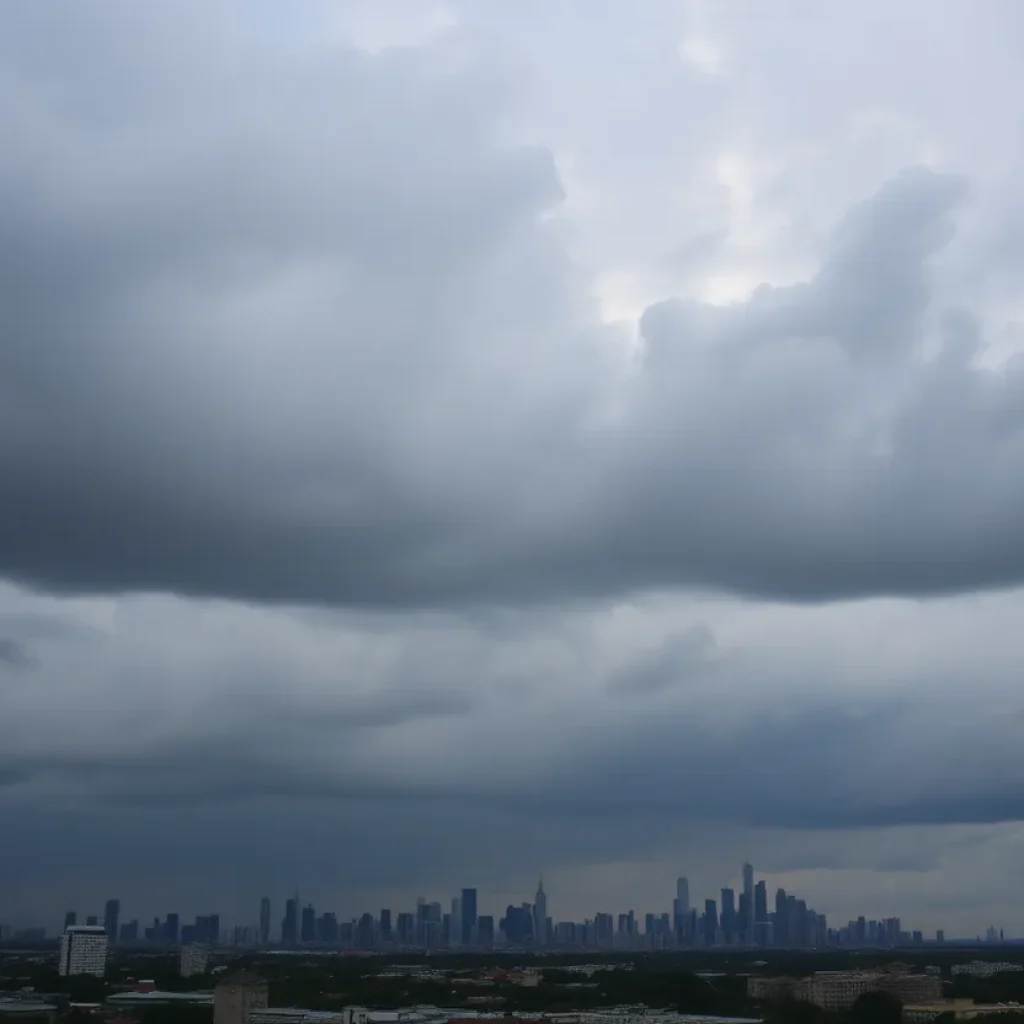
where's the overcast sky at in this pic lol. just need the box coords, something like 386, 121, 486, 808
4, 0, 1024, 939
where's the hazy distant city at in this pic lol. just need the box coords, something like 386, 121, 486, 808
6, 864, 1008, 954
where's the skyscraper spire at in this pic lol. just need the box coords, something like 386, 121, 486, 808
533, 874, 548, 947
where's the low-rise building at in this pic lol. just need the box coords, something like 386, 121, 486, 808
904, 1000, 1024, 1021
748, 968, 941, 1012
951, 962, 1024, 978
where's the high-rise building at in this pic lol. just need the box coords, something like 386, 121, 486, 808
64, 911, 77, 931
282, 898, 298, 947
755, 880, 768, 925
85, 915, 98, 926
300, 905, 316, 944
461, 888, 477, 946
742, 862, 755, 943
59, 925, 108, 977
450, 898, 461, 947
704, 899, 718, 946
676, 877, 690, 912
533, 878, 547, 947
259, 898, 271, 945
775, 888, 788, 947
720, 888, 736, 944
165, 912, 180, 944
379, 909, 392, 943
104, 899, 120, 945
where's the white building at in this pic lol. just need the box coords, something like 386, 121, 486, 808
181, 944, 211, 977
59, 925, 108, 977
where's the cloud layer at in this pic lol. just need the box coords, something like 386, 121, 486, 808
4, 0, 1024, 935
3, 5, 1024, 608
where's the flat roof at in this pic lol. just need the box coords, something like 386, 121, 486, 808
0, 1002, 57, 1015
107, 991, 214, 1004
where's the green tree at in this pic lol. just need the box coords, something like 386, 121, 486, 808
848, 990, 901, 1024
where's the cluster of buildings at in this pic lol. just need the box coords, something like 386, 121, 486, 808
747, 966, 1024, 1020
235, 863, 938, 951
747, 966, 943, 1012
21, 862, 970, 955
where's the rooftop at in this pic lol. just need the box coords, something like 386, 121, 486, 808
0, 1001, 58, 1016
107, 991, 214, 1005
218, 970, 267, 987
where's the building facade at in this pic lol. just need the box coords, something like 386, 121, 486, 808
214, 972, 269, 1024
58, 926, 108, 977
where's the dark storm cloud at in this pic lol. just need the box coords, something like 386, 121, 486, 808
0, 7, 1023, 609
2, 670, 1016, 835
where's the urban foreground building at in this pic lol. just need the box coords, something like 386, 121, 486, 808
58, 925, 108, 977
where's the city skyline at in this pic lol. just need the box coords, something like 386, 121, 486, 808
6, 864, 1009, 946
5, 0, 1024, 946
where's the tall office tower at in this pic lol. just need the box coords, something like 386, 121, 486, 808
300, 905, 316, 944
533, 878, 547, 947
59, 925, 108, 977
379, 909, 392, 943
676, 877, 690, 912
754, 880, 768, 925
774, 888, 788, 947
704, 899, 718, 947
103, 899, 120, 945
282, 898, 298, 947
85, 915, 98, 926
460, 888, 477, 946
208, 914, 221, 947
450, 898, 461, 946
165, 912, 180, 944
720, 888, 736, 944
742, 862, 754, 943
64, 911, 77, 930
259, 898, 270, 945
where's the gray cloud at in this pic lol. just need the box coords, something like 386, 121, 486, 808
607, 624, 718, 695
5, 0, 1024, 940
0, 7, 1023, 610
0, 638, 34, 670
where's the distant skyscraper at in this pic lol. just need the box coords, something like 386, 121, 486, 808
742, 862, 755, 943
64, 911, 77, 931
85, 915, 98, 926
259, 898, 270, 945
704, 899, 717, 946
450, 897, 461, 947
720, 889, 735, 943
104, 899, 120, 945
676, 877, 690, 911
165, 913, 180, 944
282, 898, 298, 947
533, 878, 547, 946
461, 888, 477, 946
300, 905, 315, 944
775, 888, 788, 947
754, 880, 768, 925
